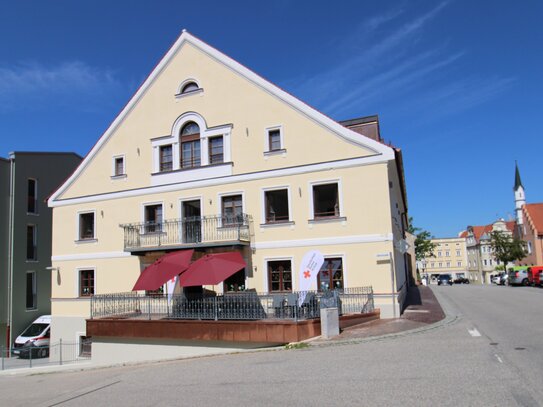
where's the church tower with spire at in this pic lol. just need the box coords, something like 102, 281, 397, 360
514, 161, 525, 230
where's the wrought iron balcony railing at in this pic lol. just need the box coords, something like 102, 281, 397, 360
120, 214, 252, 251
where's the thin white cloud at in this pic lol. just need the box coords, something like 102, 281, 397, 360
363, 6, 405, 31
0, 61, 123, 111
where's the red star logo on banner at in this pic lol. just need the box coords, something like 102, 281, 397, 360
303, 270, 311, 279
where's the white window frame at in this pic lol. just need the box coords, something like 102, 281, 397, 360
264, 125, 284, 154
175, 78, 203, 99
141, 201, 164, 227
319, 254, 347, 291
263, 256, 295, 292
76, 210, 97, 243
76, 267, 96, 298
260, 185, 293, 226
308, 178, 344, 221
151, 112, 232, 172
218, 191, 245, 226
111, 154, 126, 178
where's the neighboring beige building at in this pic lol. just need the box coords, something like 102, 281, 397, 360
47, 31, 409, 349
420, 237, 467, 280
463, 219, 515, 284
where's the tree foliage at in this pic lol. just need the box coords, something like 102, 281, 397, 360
490, 230, 527, 266
408, 217, 437, 261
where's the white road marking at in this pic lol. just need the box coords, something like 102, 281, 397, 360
495, 354, 503, 363
468, 328, 481, 337
403, 310, 429, 313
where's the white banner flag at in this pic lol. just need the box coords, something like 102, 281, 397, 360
166, 276, 178, 306
298, 250, 324, 305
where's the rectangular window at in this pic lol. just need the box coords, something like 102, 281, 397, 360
27, 179, 37, 213
484, 259, 488, 266
431, 262, 435, 268
26, 271, 36, 309
222, 195, 243, 225
268, 129, 281, 151
265, 189, 289, 223
79, 336, 92, 357
317, 258, 344, 290
159, 145, 173, 172
144, 204, 163, 233
181, 140, 201, 168
456, 250, 461, 256
312, 183, 340, 219
268, 260, 292, 292
79, 212, 95, 240
445, 251, 450, 257
26, 225, 37, 260
527, 241, 533, 254
79, 269, 95, 297
209, 136, 224, 164
446, 262, 451, 267
438, 252, 442, 257
114, 156, 125, 176
457, 261, 462, 267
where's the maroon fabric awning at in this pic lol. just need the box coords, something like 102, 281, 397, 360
132, 250, 194, 291
178, 252, 246, 287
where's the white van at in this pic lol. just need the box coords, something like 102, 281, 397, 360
13, 315, 51, 358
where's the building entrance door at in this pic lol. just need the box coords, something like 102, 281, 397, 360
182, 200, 201, 243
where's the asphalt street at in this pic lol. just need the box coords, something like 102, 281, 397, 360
0, 284, 542, 407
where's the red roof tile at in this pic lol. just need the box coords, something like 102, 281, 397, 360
524, 203, 543, 235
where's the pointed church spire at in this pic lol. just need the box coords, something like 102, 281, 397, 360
514, 161, 524, 191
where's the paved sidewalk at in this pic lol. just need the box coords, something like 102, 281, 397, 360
316, 284, 445, 342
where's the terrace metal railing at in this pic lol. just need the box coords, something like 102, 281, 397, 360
1, 339, 92, 371
90, 287, 374, 322
120, 214, 253, 251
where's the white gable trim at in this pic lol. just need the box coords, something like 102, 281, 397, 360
48, 30, 393, 205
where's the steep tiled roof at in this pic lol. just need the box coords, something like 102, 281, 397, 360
524, 203, 543, 235
468, 221, 515, 243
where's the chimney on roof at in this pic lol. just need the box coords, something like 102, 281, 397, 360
339, 115, 381, 142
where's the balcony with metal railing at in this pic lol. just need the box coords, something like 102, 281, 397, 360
120, 214, 253, 252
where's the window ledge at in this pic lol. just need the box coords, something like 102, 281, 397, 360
75, 239, 98, 244
308, 217, 347, 224
263, 149, 287, 157
26, 212, 39, 216
260, 221, 295, 228
152, 161, 233, 176
25, 260, 39, 263
174, 88, 204, 100
111, 174, 127, 180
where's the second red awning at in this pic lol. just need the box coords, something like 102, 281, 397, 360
132, 249, 194, 291
178, 252, 246, 287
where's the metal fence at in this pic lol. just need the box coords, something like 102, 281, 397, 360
1, 339, 92, 371
91, 287, 374, 322
120, 214, 253, 251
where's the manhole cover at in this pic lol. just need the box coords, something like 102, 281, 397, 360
514, 347, 526, 351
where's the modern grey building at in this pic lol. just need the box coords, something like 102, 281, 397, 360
0, 152, 81, 348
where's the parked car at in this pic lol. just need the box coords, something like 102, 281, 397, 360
508, 266, 529, 286
13, 315, 51, 359
498, 273, 509, 285
527, 266, 543, 286
454, 277, 470, 284
437, 274, 453, 286
540, 271, 543, 288
491, 274, 502, 284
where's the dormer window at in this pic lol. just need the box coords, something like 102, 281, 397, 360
180, 122, 201, 169
181, 81, 199, 93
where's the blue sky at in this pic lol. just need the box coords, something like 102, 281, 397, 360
1, 0, 542, 237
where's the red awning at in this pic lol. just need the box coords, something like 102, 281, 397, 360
132, 250, 194, 291
178, 252, 246, 287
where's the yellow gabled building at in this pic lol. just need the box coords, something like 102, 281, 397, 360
48, 31, 409, 350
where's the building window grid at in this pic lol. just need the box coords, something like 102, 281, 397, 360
79, 269, 95, 297
208, 136, 224, 164
264, 189, 290, 223
26, 271, 37, 309
312, 183, 340, 219
114, 156, 125, 176
222, 195, 243, 225
268, 260, 292, 292
317, 258, 344, 290
180, 122, 201, 169
159, 145, 173, 172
